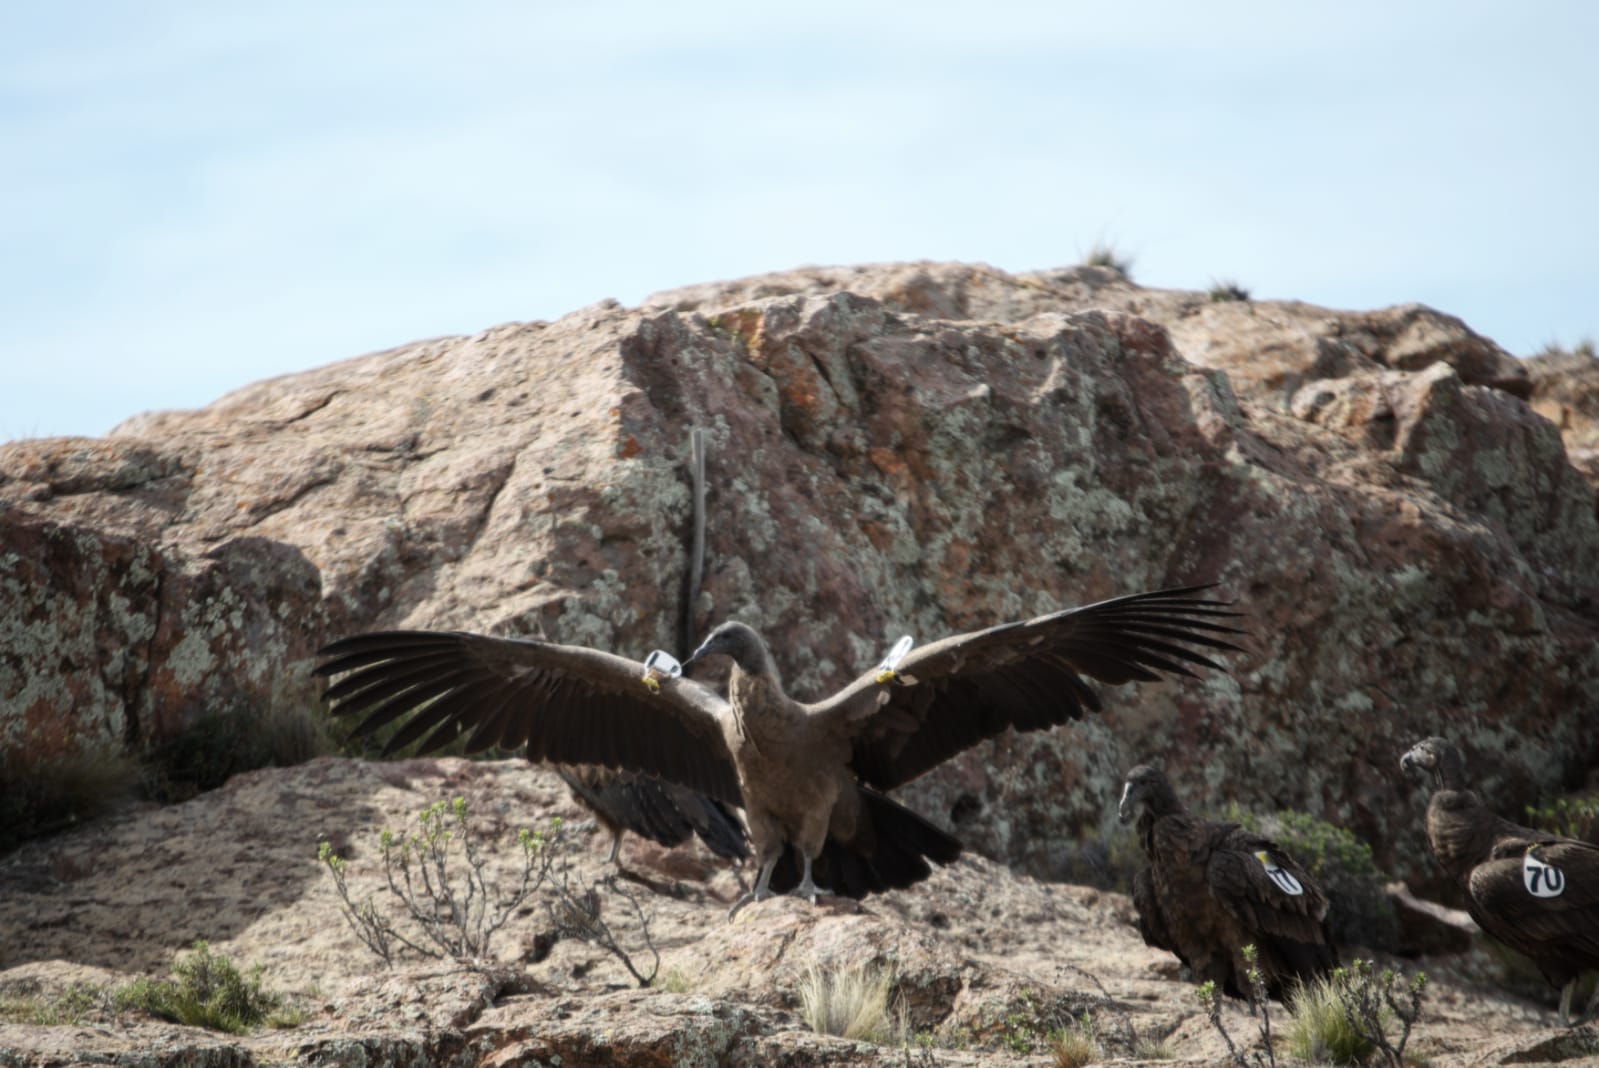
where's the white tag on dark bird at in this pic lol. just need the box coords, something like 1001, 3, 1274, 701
1523, 849, 1566, 898
643, 650, 683, 680
1256, 851, 1304, 895
876, 635, 914, 677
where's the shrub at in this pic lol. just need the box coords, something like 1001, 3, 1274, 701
1526, 795, 1599, 842
321, 798, 661, 985
113, 941, 300, 1033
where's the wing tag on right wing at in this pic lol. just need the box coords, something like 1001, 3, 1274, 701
1523, 848, 1567, 898
874, 635, 915, 684
641, 650, 683, 693
1255, 850, 1304, 895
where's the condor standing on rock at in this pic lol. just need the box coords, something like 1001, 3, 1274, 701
317, 585, 1239, 916
1118, 764, 1337, 1002
1401, 736, 1599, 1025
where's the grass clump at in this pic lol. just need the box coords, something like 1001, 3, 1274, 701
795, 963, 905, 1045
1209, 279, 1251, 303
146, 704, 333, 802
113, 941, 300, 1033
653, 968, 693, 993
1081, 242, 1134, 278
1048, 1011, 1101, 1067
0, 983, 106, 1026
0, 741, 141, 853
1286, 960, 1426, 1067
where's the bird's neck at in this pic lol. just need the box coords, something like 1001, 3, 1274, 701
1426, 788, 1510, 877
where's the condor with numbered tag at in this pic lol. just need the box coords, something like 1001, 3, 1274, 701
1256, 850, 1305, 896
1523, 848, 1567, 898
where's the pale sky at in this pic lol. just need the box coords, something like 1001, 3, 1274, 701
3, 2, 1595, 442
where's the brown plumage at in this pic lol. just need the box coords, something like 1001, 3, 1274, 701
316, 585, 1240, 914
1401, 737, 1599, 1025
1118, 764, 1337, 1002
556, 766, 749, 865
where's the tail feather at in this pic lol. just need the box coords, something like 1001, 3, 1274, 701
770, 787, 961, 899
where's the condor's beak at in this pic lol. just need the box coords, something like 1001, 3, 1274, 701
681, 636, 718, 673
1117, 783, 1138, 824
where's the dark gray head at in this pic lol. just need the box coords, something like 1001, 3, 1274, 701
1118, 764, 1182, 824
682, 621, 773, 676
1400, 736, 1467, 790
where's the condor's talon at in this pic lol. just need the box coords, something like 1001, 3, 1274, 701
640, 674, 661, 693
874, 669, 897, 685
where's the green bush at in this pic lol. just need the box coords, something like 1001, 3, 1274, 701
1525, 795, 1599, 842
113, 941, 300, 1033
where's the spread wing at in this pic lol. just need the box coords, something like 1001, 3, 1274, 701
1467, 838, 1599, 979
316, 630, 743, 805
824, 585, 1241, 789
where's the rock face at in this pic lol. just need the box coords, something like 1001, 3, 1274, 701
0, 758, 1590, 1067
2, 261, 1597, 900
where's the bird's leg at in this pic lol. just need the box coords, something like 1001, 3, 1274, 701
605, 828, 624, 867
1559, 979, 1574, 1027
788, 853, 831, 904
1584, 979, 1599, 1024
727, 855, 778, 919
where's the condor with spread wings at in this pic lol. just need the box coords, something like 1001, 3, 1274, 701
318, 585, 1240, 914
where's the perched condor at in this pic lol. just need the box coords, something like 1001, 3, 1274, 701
1118, 764, 1337, 1002
318, 585, 1239, 916
556, 765, 749, 865
1401, 736, 1599, 1025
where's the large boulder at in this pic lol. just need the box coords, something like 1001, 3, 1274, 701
2, 262, 1595, 895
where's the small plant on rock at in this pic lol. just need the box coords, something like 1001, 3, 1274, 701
1209, 279, 1251, 303
1082, 242, 1134, 278
1049, 1011, 1101, 1068
795, 963, 905, 1045
113, 941, 300, 1033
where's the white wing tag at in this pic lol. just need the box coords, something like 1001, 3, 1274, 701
1523, 849, 1566, 898
1256, 851, 1304, 896
640, 650, 683, 693
874, 635, 915, 684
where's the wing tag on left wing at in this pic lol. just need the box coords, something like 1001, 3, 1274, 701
641, 650, 683, 694
874, 635, 915, 685
1255, 850, 1304, 895
1523, 848, 1567, 898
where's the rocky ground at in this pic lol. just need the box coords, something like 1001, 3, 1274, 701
2, 758, 1595, 1066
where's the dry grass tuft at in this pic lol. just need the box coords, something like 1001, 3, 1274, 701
795, 963, 905, 1045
